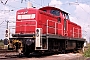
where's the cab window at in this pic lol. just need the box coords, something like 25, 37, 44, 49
65, 14, 69, 20
62, 12, 69, 20
50, 10, 60, 16
43, 10, 47, 12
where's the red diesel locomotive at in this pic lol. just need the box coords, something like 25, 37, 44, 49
8, 6, 85, 56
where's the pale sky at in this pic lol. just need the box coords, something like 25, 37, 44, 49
0, 0, 90, 42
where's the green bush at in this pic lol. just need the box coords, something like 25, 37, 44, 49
84, 47, 90, 57
0, 41, 4, 49
84, 43, 90, 57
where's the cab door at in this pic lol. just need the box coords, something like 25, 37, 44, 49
64, 19, 67, 36
63, 13, 69, 36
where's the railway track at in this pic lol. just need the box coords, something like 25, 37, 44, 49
0, 49, 16, 53
0, 49, 84, 59
0, 49, 58, 58
0, 49, 19, 59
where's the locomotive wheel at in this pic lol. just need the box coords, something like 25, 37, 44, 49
61, 50, 65, 54
77, 49, 83, 53
24, 51, 30, 56
23, 45, 30, 56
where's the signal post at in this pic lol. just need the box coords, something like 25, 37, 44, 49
4, 29, 10, 49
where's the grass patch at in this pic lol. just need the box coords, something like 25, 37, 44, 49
84, 43, 90, 57
0, 41, 4, 49
84, 47, 90, 57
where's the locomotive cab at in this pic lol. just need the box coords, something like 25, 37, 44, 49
39, 6, 70, 36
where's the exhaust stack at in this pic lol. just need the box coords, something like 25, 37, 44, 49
27, 1, 33, 8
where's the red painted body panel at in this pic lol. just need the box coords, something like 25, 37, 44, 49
37, 11, 57, 34
16, 8, 37, 34
67, 20, 81, 38
15, 6, 82, 38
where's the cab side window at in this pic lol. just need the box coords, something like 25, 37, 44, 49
57, 17, 61, 23
43, 10, 47, 12
62, 12, 69, 20
65, 14, 69, 20
50, 10, 60, 16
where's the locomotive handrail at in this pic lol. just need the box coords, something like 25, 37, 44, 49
73, 27, 81, 38
47, 20, 63, 35
56, 23, 63, 35
78, 29, 81, 38
47, 20, 56, 35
